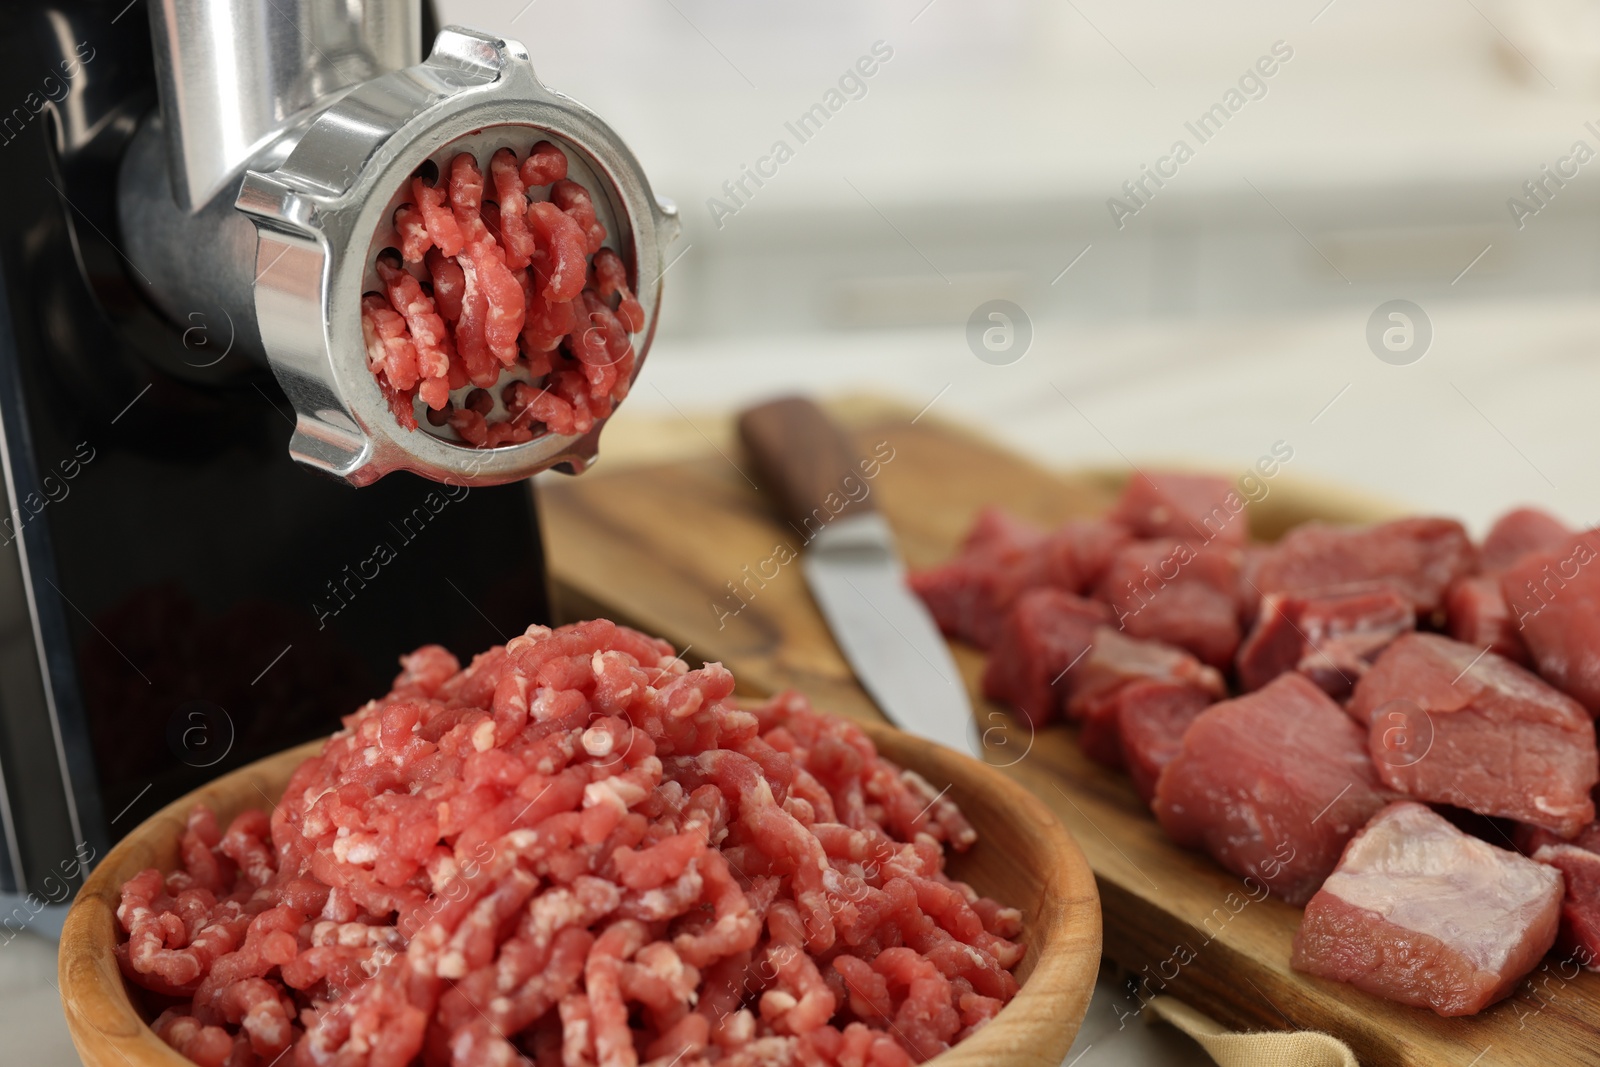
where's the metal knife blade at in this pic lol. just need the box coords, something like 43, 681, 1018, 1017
802, 512, 978, 758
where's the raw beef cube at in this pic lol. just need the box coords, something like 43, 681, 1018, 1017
1236, 586, 1414, 697
960, 505, 1046, 557
1113, 681, 1215, 804
1515, 818, 1600, 857
1347, 633, 1598, 837
1447, 510, 1570, 667
1095, 538, 1242, 669
910, 508, 1112, 648
1237, 541, 1270, 598
959, 508, 1128, 591
1042, 518, 1131, 593
1531, 844, 1600, 968
1153, 672, 1393, 904
1501, 529, 1600, 713
1482, 507, 1573, 573
1292, 801, 1562, 1016
910, 507, 1048, 648
1110, 580, 1242, 672
1097, 534, 1241, 605
1449, 510, 1568, 668
1077, 695, 1127, 770
980, 589, 1111, 727
1062, 626, 1224, 721
909, 555, 1027, 649
1445, 575, 1527, 665
1248, 517, 1476, 619
1110, 470, 1249, 546
1006, 520, 1134, 599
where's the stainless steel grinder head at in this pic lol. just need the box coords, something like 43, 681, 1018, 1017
122, 19, 678, 487
238, 28, 679, 486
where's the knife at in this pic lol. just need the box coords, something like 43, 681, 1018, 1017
737, 397, 979, 758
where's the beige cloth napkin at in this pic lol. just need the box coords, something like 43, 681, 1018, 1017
1147, 996, 1361, 1067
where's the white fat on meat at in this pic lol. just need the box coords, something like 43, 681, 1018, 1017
1317, 801, 1560, 974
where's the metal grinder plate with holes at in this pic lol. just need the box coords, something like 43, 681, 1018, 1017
236, 27, 680, 487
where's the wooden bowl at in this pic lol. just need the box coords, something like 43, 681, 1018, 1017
60, 719, 1100, 1067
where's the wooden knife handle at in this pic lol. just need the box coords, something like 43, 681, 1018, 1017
737, 396, 878, 534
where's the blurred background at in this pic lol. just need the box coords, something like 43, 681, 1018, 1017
443, 0, 1600, 531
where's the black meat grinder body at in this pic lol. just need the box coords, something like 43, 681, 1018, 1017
0, 1, 550, 908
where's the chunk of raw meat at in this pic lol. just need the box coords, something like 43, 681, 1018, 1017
1076, 699, 1126, 770
1348, 633, 1598, 837
910, 508, 1126, 648
1501, 529, 1600, 713
959, 506, 1044, 558
963, 509, 1128, 590
1445, 509, 1569, 666
1236, 586, 1414, 697
909, 507, 1056, 648
1445, 575, 1527, 666
1094, 538, 1242, 669
1153, 672, 1393, 904
1236, 541, 1270, 608
980, 590, 1111, 727
909, 544, 1041, 651
1530, 844, 1600, 969
1247, 517, 1476, 620
1292, 801, 1562, 1016
1482, 507, 1573, 573
1515, 817, 1600, 856
1089, 681, 1214, 803
1062, 626, 1224, 722
1045, 518, 1132, 592
1110, 471, 1248, 546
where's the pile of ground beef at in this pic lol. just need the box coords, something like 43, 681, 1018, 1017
116, 619, 1024, 1067
362, 141, 644, 447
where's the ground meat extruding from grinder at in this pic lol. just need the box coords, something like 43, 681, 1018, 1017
364, 141, 645, 447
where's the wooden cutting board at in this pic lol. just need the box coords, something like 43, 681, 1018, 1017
538, 400, 1597, 1067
